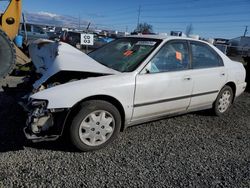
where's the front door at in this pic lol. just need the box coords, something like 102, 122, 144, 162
132, 40, 194, 122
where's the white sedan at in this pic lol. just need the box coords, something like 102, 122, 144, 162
24, 35, 247, 151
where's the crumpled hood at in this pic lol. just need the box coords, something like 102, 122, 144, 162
29, 39, 119, 88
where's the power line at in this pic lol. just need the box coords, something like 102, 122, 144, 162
141, 11, 250, 19
87, 10, 250, 23
82, 0, 249, 20
141, 2, 250, 13
138, 0, 249, 7
145, 19, 250, 24
154, 25, 249, 30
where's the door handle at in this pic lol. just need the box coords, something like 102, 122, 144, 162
220, 72, 226, 76
183, 76, 192, 81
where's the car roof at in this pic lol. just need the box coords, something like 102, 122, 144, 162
126, 34, 205, 43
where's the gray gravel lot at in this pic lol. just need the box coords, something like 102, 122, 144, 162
0, 76, 249, 188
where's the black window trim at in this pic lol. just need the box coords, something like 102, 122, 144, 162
188, 40, 224, 70
140, 39, 192, 74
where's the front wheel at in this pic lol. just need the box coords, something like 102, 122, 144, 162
213, 86, 234, 116
70, 100, 121, 152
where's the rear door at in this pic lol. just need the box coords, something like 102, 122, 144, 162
188, 41, 227, 110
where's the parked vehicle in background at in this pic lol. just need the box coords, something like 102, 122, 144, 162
47, 31, 60, 41
60, 30, 81, 47
214, 36, 250, 89
227, 36, 250, 57
60, 30, 115, 50
213, 38, 230, 54
94, 35, 115, 49
19, 23, 49, 44
23, 35, 247, 152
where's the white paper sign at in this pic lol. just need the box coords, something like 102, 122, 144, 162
81, 34, 94, 45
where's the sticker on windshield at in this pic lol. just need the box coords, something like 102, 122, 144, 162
123, 50, 134, 56
136, 41, 156, 46
176, 51, 182, 61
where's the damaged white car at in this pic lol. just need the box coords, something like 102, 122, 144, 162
23, 36, 247, 151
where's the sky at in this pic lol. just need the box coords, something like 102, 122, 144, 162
16, 0, 250, 39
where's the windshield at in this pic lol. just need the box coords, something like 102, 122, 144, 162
89, 37, 162, 72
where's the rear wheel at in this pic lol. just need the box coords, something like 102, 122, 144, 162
0, 29, 16, 79
213, 86, 234, 116
70, 100, 121, 151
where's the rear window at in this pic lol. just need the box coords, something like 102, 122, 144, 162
191, 42, 224, 69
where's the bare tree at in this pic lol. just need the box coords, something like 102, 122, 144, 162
134, 22, 153, 34
185, 23, 193, 37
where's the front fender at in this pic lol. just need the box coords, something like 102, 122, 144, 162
31, 74, 136, 121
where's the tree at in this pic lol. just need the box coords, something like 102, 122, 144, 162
185, 23, 193, 37
134, 22, 153, 34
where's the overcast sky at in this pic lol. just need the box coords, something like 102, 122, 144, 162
20, 0, 250, 38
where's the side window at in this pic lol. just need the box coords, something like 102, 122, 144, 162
20, 24, 24, 31
191, 42, 223, 69
25, 24, 31, 32
33, 26, 44, 34
144, 41, 189, 73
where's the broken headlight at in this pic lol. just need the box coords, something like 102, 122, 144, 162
31, 100, 48, 107
28, 100, 53, 134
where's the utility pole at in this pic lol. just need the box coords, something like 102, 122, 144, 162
78, 14, 81, 30
22, 13, 28, 43
244, 26, 248, 37
86, 22, 91, 33
137, 5, 141, 30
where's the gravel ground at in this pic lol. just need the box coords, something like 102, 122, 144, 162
0, 76, 249, 188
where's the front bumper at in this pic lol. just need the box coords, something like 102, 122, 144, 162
23, 128, 60, 143
21, 99, 69, 142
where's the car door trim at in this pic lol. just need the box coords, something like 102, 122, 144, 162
134, 90, 219, 107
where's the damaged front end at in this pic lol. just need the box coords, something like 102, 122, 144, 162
23, 99, 69, 142
22, 40, 120, 142
29, 39, 119, 90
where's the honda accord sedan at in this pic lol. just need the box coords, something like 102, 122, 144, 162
24, 35, 247, 151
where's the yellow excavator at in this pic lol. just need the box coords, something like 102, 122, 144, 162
0, 0, 29, 79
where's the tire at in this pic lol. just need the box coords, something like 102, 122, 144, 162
0, 29, 16, 79
213, 86, 234, 116
70, 100, 121, 152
